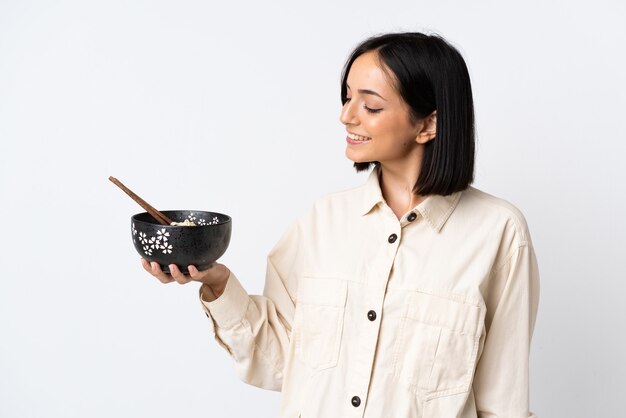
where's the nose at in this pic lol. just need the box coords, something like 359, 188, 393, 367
339, 99, 358, 126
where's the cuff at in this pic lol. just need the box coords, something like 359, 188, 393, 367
198, 270, 249, 330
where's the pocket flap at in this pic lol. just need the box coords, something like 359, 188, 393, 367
406, 292, 483, 337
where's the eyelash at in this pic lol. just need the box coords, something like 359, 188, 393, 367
344, 98, 382, 114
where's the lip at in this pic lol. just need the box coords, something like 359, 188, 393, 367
347, 131, 370, 138
346, 135, 372, 144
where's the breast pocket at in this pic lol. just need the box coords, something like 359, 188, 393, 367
294, 276, 348, 371
393, 291, 485, 399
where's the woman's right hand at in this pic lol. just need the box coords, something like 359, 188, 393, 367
141, 258, 231, 298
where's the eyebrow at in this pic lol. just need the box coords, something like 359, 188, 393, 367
346, 84, 387, 101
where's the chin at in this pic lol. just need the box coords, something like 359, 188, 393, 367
345, 149, 368, 164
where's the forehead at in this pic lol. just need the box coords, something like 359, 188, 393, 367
347, 50, 396, 94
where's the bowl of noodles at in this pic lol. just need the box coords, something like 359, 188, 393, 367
131, 210, 231, 274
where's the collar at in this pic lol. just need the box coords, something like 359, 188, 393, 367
359, 165, 464, 232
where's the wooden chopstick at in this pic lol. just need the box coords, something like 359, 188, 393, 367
108, 176, 173, 225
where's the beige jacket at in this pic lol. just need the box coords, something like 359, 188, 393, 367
200, 165, 540, 418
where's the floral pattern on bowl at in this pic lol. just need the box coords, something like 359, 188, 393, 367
131, 210, 232, 274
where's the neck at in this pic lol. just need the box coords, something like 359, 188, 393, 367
378, 158, 426, 216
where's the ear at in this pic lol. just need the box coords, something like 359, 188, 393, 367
415, 110, 437, 145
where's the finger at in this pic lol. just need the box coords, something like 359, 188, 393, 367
169, 264, 191, 285
188, 263, 217, 282
151, 261, 174, 284
187, 264, 206, 280
141, 258, 152, 273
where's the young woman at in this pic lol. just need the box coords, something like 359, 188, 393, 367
143, 32, 540, 418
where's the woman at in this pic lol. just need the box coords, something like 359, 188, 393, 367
143, 32, 540, 418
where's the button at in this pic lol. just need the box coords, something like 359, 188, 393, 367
407, 212, 417, 222
367, 310, 377, 321
351, 396, 361, 407
388, 233, 397, 243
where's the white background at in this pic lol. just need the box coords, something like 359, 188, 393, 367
1, 1, 625, 417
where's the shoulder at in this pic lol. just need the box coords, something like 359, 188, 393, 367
299, 181, 366, 221
316, 183, 364, 208
457, 185, 534, 247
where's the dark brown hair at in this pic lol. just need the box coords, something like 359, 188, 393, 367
340, 32, 475, 195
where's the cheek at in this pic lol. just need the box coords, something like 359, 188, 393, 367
365, 117, 388, 136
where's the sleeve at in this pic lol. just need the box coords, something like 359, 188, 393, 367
197, 217, 304, 391
472, 242, 541, 418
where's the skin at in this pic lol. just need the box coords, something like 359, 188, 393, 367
339, 50, 437, 219
141, 258, 230, 299
144, 49, 436, 295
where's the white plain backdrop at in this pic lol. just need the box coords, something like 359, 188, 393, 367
1, 1, 625, 417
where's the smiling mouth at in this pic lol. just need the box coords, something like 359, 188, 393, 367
347, 132, 371, 141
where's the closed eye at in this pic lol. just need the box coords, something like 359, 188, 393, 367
364, 105, 382, 114
343, 97, 382, 114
